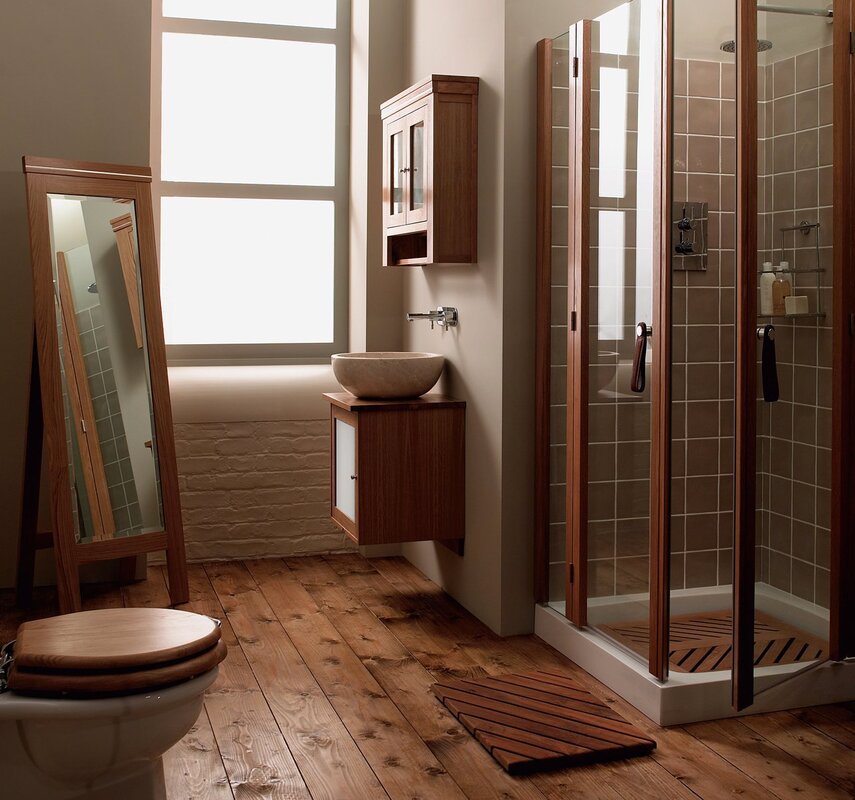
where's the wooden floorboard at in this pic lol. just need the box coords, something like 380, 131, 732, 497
245, 557, 466, 800
1, 554, 852, 800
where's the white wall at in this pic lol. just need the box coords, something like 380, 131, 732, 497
0, 0, 152, 588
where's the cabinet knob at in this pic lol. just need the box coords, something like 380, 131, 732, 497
350, 474, 357, 480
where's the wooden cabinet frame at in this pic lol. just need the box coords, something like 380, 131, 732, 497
381, 75, 478, 266
19, 156, 188, 613
329, 404, 358, 542
325, 393, 465, 551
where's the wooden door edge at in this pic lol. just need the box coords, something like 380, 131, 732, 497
534, 37, 554, 605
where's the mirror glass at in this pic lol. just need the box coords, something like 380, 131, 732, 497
48, 194, 163, 543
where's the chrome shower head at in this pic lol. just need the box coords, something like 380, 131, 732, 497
720, 39, 773, 53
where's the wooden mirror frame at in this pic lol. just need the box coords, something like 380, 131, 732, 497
19, 156, 188, 613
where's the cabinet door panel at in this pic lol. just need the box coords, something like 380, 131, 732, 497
334, 417, 357, 522
384, 117, 408, 228
407, 106, 429, 224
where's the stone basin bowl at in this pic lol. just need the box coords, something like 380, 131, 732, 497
331, 352, 444, 399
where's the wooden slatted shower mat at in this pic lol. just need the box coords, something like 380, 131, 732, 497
431, 670, 656, 775
601, 610, 827, 673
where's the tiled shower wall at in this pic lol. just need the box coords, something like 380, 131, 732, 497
76, 303, 142, 539
548, 46, 833, 607
757, 45, 833, 609
586, 48, 652, 600
670, 57, 737, 592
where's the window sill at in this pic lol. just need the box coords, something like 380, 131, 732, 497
168, 363, 339, 423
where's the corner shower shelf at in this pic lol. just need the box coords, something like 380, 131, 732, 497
755, 268, 825, 275
756, 221, 826, 320
757, 312, 826, 320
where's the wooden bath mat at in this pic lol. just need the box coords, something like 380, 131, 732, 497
601, 610, 827, 674
431, 670, 655, 775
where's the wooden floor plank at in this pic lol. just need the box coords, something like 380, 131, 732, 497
684, 717, 852, 800
182, 564, 312, 800
1, 555, 851, 800
204, 561, 389, 800
164, 705, 235, 800
740, 711, 855, 794
246, 557, 468, 800
122, 565, 171, 608
287, 555, 549, 800
791, 706, 855, 751
364, 557, 785, 800
343, 558, 706, 800
80, 581, 124, 610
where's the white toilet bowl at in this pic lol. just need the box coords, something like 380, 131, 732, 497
0, 668, 218, 800
0, 607, 226, 800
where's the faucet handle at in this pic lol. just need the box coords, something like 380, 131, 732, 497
437, 306, 458, 328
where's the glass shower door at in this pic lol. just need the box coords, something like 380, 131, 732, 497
565, 0, 671, 677
733, 0, 838, 710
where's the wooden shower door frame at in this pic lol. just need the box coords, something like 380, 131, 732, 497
534, 1, 673, 681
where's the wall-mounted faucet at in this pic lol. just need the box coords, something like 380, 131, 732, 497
406, 306, 458, 330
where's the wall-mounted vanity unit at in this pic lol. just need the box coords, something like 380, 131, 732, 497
324, 393, 465, 551
381, 75, 479, 266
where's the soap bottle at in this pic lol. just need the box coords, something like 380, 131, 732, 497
772, 264, 792, 316
759, 261, 775, 316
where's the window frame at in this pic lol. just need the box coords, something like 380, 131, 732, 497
150, 0, 350, 365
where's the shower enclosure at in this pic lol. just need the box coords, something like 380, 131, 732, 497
534, 0, 855, 724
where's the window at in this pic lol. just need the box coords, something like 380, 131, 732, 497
152, 0, 349, 363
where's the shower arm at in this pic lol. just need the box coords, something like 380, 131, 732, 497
757, 4, 833, 17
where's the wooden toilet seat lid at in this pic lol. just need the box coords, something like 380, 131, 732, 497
8, 639, 227, 696
13, 608, 222, 671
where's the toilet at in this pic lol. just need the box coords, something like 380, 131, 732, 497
0, 607, 226, 800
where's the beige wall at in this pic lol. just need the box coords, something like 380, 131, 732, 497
0, 0, 152, 587
350, 0, 406, 352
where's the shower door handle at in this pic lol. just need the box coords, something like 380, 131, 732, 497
758, 325, 779, 402
631, 322, 652, 393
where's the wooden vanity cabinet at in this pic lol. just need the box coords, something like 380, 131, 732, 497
381, 75, 479, 266
324, 393, 465, 549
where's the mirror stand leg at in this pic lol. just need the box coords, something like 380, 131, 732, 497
118, 556, 140, 584
16, 341, 43, 609
164, 544, 189, 606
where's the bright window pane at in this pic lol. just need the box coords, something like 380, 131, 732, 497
162, 0, 336, 28
160, 197, 334, 344
161, 33, 335, 185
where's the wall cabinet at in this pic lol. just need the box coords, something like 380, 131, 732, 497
324, 392, 465, 550
381, 75, 479, 266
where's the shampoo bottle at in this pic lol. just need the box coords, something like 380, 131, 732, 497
772, 264, 792, 316
760, 261, 775, 316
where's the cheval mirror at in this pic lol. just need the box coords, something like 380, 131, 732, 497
19, 156, 188, 613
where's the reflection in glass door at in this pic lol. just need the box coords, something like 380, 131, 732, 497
734, 0, 836, 709
562, 0, 669, 676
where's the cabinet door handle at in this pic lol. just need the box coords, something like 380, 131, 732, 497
350, 474, 357, 480
631, 322, 652, 393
